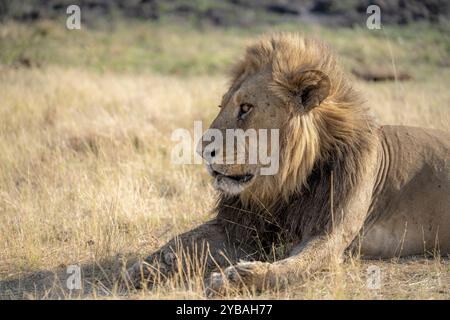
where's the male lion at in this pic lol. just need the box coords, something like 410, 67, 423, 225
128, 33, 450, 293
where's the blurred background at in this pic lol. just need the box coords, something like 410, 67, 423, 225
0, 0, 449, 75
0, 1, 449, 299
2, 0, 450, 26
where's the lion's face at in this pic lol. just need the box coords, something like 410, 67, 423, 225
200, 70, 287, 195
198, 35, 332, 197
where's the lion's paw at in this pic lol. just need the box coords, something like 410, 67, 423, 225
125, 251, 177, 289
205, 261, 272, 296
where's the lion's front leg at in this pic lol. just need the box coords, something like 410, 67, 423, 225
208, 180, 376, 294
126, 219, 249, 289
207, 235, 348, 294
206, 236, 326, 293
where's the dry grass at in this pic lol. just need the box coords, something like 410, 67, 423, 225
0, 66, 222, 299
0, 21, 449, 300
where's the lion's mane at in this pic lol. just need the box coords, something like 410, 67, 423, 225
216, 33, 378, 254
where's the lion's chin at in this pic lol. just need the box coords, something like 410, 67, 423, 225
213, 174, 255, 195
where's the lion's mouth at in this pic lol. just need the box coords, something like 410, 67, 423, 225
211, 169, 254, 184
207, 165, 255, 195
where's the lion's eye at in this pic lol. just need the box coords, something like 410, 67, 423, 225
238, 103, 253, 120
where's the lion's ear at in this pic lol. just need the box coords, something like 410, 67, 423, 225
292, 70, 330, 112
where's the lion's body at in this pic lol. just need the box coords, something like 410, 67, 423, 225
360, 125, 450, 257
128, 33, 450, 293
216, 125, 450, 260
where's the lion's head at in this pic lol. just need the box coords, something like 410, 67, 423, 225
199, 33, 372, 206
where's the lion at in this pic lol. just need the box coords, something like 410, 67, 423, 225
127, 33, 450, 294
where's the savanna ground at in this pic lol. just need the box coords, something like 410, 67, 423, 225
0, 19, 449, 299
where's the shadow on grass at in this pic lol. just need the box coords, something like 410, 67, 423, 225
0, 254, 138, 299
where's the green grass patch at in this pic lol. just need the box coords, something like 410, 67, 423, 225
0, 19, 448, 77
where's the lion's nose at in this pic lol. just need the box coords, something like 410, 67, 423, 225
196, 139, 219, 163
202, 147, 219, 163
